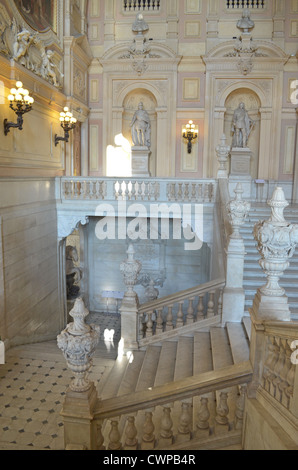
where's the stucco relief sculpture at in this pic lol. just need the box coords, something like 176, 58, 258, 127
231, 102, 254, 148
130, 102, 151, 148
0, 20, 63, 88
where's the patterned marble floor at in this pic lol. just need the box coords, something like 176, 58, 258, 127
0, 312, 121, 450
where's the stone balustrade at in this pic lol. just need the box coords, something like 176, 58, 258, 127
261, 322, 298, 414
138, 278, 225, 342
92, 362, 252, 450
57, 177, 217, 204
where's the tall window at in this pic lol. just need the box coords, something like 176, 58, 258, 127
226, 0, 266, 9
123, 0, 161, 12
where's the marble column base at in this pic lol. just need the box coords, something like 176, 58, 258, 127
131, 146, 151, 177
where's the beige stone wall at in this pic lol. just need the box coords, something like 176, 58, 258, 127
243, 398, 298, 450
0, 178, 61, 347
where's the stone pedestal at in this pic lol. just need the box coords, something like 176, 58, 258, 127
120, 294, 139, 352
131, 146, 151, 177
230, 147, 252, 176
251, 289, 291, 322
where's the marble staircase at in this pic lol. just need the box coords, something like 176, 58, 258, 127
96, 319, 251, 450
242, 203, 298, 319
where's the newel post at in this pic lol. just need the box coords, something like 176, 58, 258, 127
222, 183, 250, 325
248, 187, 298, 397
252, 186, 298, 321
120, 244, 142, 353
57, 297, 100, 450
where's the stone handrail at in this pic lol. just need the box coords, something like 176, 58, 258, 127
92, 361, 252, 450
56, 176, 217, 204
138, 278, 225, 341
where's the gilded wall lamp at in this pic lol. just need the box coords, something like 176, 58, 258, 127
4, 81, 34, 136
55, 107, 77, 146
182, 120, 198, 154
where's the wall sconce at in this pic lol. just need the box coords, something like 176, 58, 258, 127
4, 81, 34, 136
55, 107, 77, 146
182, 120, 198, 154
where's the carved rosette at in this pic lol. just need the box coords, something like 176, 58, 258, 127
254, 187, 298, 297
227, 183, 250, 239
120, 244, 142, 298
216, 134, 230, 179
57, 298, 100, 392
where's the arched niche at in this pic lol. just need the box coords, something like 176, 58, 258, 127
224, 88, 261, 178
123, 89, 158, 176
202, 39, 287, 180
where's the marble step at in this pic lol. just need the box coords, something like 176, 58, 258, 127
210, 327, 234, 370
174, 336, 194, 381
135, 345, 161, 392
226, 323, 250, 364
154, 340, 177, 387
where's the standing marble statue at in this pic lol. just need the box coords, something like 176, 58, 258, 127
231, 102, 254, 148
130, 102, 151, 148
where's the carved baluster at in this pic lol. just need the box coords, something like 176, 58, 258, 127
156, 308, 164, 333
184, 183, 190, 201
144, 182, 149, 200
271, 337, 284, 398
204, 184, 209, 202
73, 181, 79, 198
131, 181, 137, 200
165, 305, 174, 331
177, 183, 183, 201
234, 385, 247, 430
263, 336, 276, 390
215, 392, 229, 433
196, 295, 205, 320
139, 312, 145, 339
108, 420, 122, 450
196, 397, 210, 437
207, 291, 215, 317
278, 339, 290, 405
198, 183, 203, 201
124, 182, 129, 200
186, 297, 195, 324
285, 339, 295, 406
92, 181, 97, 199
137, 181, 143, 200
124, 416, 138, 450
176, 301, 184, 328
96, 421, 105, 450
191, 183, 197, 201
159, 406, 173, 446
141, 411, 155, 450
217, 289, 223, 317
146, 312, 153, 338
98, 181, 104, 200
176, 401, 192, 443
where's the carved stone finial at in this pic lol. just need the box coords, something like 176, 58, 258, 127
254, 187, 298, 297
57, 298, 100, 392
227, 183, 250, 239
120, 244, 142, 298
216, 134, 230, 179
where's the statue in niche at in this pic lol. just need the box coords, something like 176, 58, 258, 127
130, 102, 151, 148
66, 245, 82, 299
237, 9, 255, 34
231, 102, 254, 148
40, 49, 59, 87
